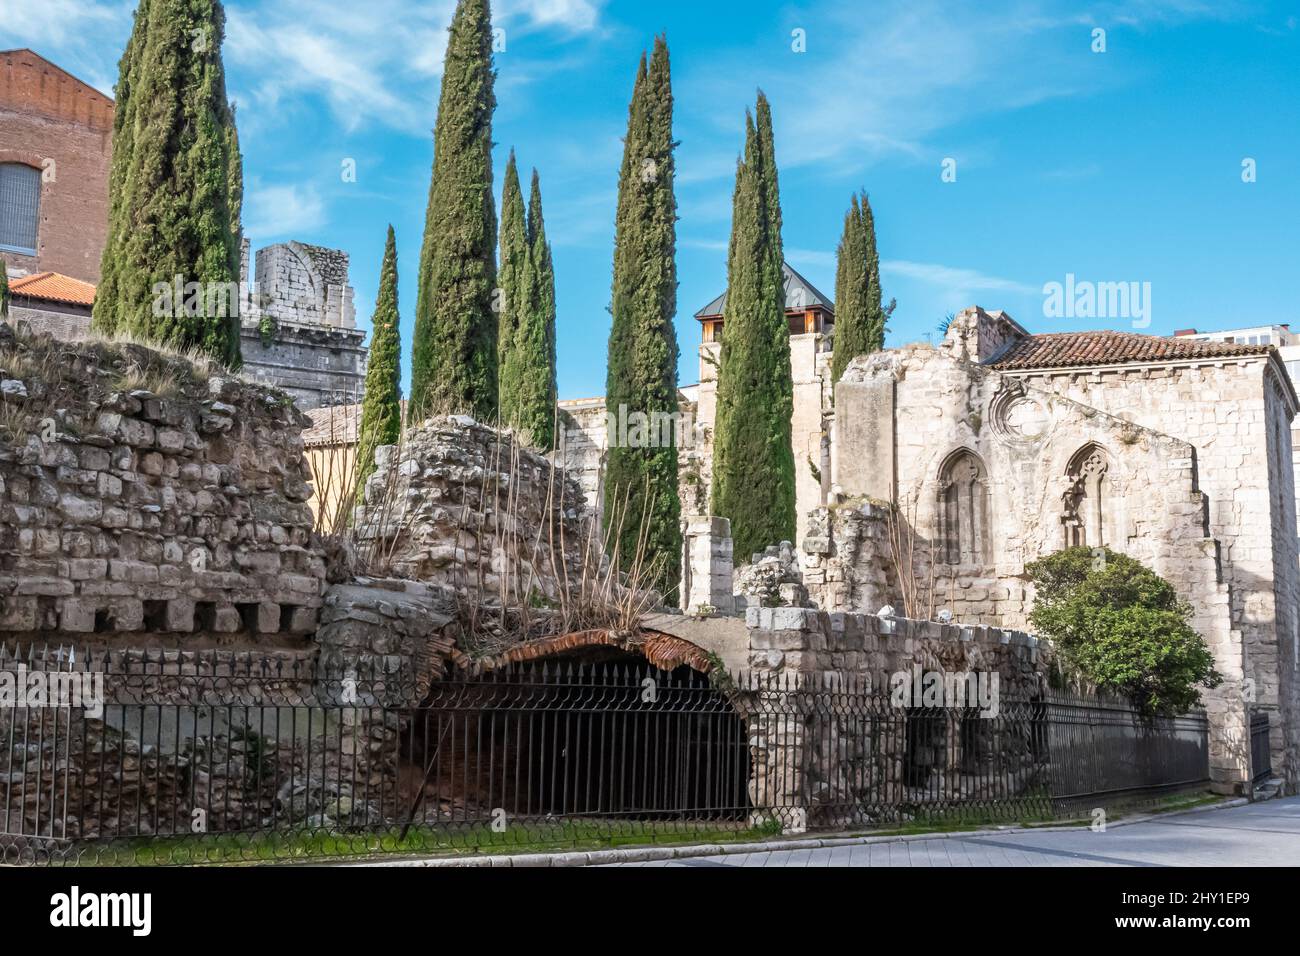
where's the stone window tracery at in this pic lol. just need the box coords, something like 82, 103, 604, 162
938, 450, 990, 565
1062, 444, 1111, 548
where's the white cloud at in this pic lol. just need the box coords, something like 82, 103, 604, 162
882, 260, 1036, 297
0, 0, 129, 93
499, 0, 602, 33
221, 0, 605, 134
682, 0, 1233, 178
244, 182, 326, 240
785, 247, 835, 270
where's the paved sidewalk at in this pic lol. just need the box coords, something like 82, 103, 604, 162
610, 797, 1300, 867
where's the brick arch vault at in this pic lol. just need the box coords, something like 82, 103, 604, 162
401, 629, 754, 829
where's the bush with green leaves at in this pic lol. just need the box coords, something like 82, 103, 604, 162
1026, 546, 1221, 715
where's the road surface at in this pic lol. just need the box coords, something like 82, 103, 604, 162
612, 797, 1300, 867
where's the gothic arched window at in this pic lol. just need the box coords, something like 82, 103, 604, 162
1062, 444, 1110, 548
938, 450, 990, 565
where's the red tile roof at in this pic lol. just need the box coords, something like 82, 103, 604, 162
8, 271, 97, 307
986, 331, 1274, 371
303, 400, 410, 447
303, 402, 361, 447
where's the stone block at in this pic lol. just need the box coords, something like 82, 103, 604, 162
255, 602, 281, 634
60, 599, 97, 633
212, 605, 242, 633
165, 599, 196, 633
281, 606, 313, 635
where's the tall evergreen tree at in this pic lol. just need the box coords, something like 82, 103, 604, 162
410, 0, 498, 421
92, 0, 244, 367
861, 193, 888, 350
604, 37, 681, 604
830, 191, 888, 384
497, 152, 528, 432
0, 265, 9, 321
711, 97, 795, 561
355, 226, 402, 499
94, 0, 150, 348
509, 169, 557, 448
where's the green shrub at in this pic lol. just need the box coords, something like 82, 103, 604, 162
1026, 546, 1221, 714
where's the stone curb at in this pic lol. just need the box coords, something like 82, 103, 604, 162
343, 795, 1253, 868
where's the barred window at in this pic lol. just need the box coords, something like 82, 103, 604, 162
0, 163, 41, 255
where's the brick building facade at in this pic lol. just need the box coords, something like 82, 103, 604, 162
0, 49, 113, 284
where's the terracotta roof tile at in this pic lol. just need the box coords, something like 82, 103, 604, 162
303, 402, 361, 447
8, 272, 97, 307
303, 400, 409, 447
986, 331, 1273, 371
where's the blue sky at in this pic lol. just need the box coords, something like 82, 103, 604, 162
4, 0, 1298, 399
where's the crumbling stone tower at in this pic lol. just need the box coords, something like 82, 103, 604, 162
239, 239, 367, 411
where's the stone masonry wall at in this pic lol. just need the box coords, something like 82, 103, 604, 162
741, 607, 1049, 827
0, 329, 326, 638
354, 416, 592, 605
6, 302, 93, 343
833, 339, 1247, 789
801, 500, 899, 615
1011, 356, 1300, 790
238, 240, 366, 411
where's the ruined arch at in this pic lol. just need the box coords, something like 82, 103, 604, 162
465, 628, 715, 675
1062, 443, 1113, 548
937, 448, 990, 565
402, 629, 751, 824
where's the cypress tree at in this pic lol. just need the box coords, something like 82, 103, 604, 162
604, 36, 681, 604
355, 226, 402, 498
711, 97, 795, 561
94, 0, 149, 344
0, 265, 9, 321
410, 0, 498, 421
496, 152, 528, 432
92, 0, 243, 367
511, 169, 556, 448
831, 191, 888, 384
754, 92, 783, 281
861, 193, 889, 351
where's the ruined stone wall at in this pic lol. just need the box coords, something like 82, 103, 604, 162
238, 322, 367, 412
1012, 356, 1300, 788
246, 242, 356, 330
557, 389, 707, 527
801, 501, 899, 615
237, 240, 366, 411
790, 334, 832, 545
834, 345, 1231, 627
741, 607, 1049, 827
832, 343, 1248, 789
0, 331, 326, 639
354, 416, 592, 604
745, 606, 1047, 693
680, 515, 733, 614
557, 397, 605, 519
0, 648, 403, 843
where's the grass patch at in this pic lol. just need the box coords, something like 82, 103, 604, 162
47, 819, 778, 867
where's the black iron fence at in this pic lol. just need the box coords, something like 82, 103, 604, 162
0, 653, 1210, 865
1251, 710, 1272, 784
